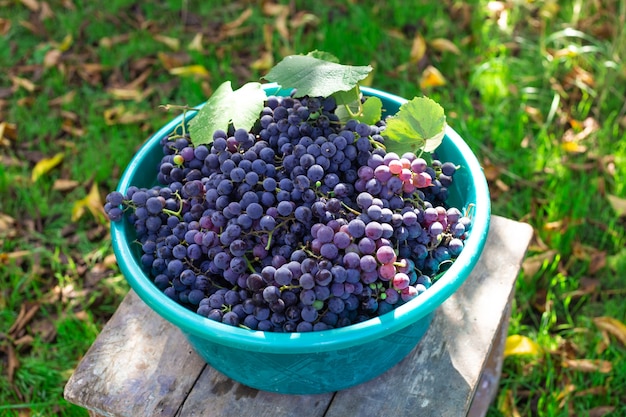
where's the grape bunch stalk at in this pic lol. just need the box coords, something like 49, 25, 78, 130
104, 90, 472, 333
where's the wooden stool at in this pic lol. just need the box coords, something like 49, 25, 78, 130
64, 215, 532, 417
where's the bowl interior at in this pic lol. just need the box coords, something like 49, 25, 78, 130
111, 84, 491, 354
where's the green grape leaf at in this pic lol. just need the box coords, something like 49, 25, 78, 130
264, 54, 372, 98
383, 96, 446, 155
188, 81, 266, 145
306, 50, 340, 63
332, 86, 360, 106
360, 96, 383, 125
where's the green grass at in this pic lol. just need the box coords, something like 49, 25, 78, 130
1, 0, 625, 416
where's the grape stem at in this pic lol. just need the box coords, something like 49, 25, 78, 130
161, 105, 197, 141
162, 191, 184, 219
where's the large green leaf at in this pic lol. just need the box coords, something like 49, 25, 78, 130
264, 54, 372, 98
188, 81, 266, 146
383, 96, 446, 155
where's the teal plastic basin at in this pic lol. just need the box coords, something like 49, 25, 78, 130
110, 85, 491, 394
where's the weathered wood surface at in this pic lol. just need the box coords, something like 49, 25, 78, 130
64, 215, 533, 417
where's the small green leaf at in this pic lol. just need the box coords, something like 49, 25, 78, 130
264, 54, 372, 98
188, 81, 266, 146
359, 96, 383, 125
334, 88, 382, 125
383, 96, 446, 155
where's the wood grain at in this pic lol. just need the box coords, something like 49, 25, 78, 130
64, 215, 533, 417
64, 290, 207, 417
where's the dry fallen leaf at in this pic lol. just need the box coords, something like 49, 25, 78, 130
420, 65, 446, 89
20, 0, 40, 12
0, 212, 17, 240
0, 121, 18, 142
99, 33, 131, 48
588, 406, 616, 417
9, 303, 40, 336
522, 249, 558, 277
169, 65, 210, 79
53, 178, 79, 192
187, 32, 204, 52
11, 76, 36, 93
106, 86, 153, 102
504, 335, 542, 358
71, 182, 107, 223
561, 141, 587, 153
429, 38, 461, 55
48, 90, 76, 106
153, 34, 180, 51
0, 17, 12, 36
555, 383, 576, 408
103, 105, 150, 125
606, 194, 626, 217
593, 316, 626, 347
410, 32, 427, 63
561, 359, 612, 373
157, 51, 190, 70
498, 389, 522, 417
7, 344, 19, 383
31, 152, 64, 182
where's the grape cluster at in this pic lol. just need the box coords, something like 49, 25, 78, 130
104, 93, 472, 332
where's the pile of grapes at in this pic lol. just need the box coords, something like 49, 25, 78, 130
104, 93, 472, 332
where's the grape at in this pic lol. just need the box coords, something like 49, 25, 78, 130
365, 222, 384, 240
448, 238, 464, 256
392, 272, 410, 290
301, 305, 318, 323
105, 92, 472, 333
262, 286, 281, 303
360, 255, 377, 272
320, 242, 339, 259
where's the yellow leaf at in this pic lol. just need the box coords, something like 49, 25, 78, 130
562, 359, 612, 373
71, 198, 86, 222
72, 183, 106, 223
32, 152, 64, 182
57, 34, 73, 52
593, 316, 626, 346
504, 335, 542, 358
169, 65, 210, 78
251, 51, 274, 71
429, 38, 461, 55
419, 65, 446, 89
561, 140, 586, 153
410, 33, 427, 63
498, 389, 522, 417
85, 182, 106, 223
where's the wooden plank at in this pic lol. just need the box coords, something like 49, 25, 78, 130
467, 301, 511, 417
65, 215, 532, 417
322, 215, 533, 417
63, 290, 207, 417
176, 370, 333, 417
